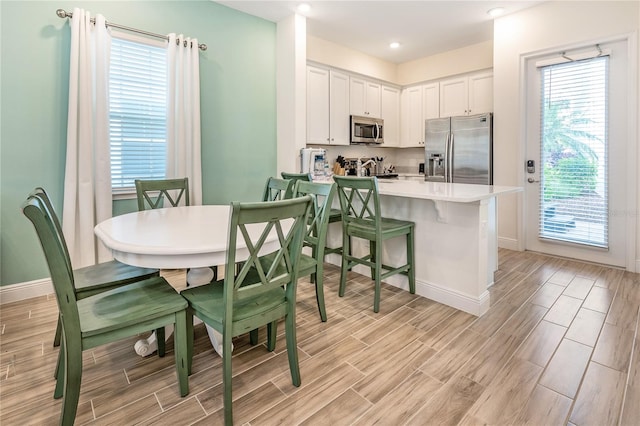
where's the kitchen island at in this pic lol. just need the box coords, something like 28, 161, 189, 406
326, 180, 522, 316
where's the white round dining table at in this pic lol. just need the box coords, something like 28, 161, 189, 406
94, 204, 284, 357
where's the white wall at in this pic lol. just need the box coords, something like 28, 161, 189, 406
397, 40, 493, 85
307, 35, 398, 83
493, 1, 639, 262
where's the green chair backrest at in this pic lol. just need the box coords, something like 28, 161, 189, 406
281, 172, 312, 183
23, 195, 81, 340
262, 177, 294, 202
333, 176, 382, 232
292, 181, 336, 251
135, 178, 190, 210
224, 196, 313, 308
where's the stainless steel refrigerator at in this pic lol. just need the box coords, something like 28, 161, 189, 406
424, 113, 493, 185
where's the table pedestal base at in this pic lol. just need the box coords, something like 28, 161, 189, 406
133, 267, 231, 357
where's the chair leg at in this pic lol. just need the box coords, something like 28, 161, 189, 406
373, 240, 383, 313
174, 311, 189, 397
222, 331, 234, 426
284, 312, 301, 387
53, 316, 62, 347
156, 327, 166, 357
186, 310, 194, 375
60, 338, 83, 426
369, 240, 376, 279
338, 232, 350, 297
407, 229, 416, 294
315, 263, 327, 322
249, 328, 259, 346
267, 321, 278, 351
54, 338, 65, 398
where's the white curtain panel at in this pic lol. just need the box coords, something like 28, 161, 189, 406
167, 33, 203, 205
62, 8, 112, 267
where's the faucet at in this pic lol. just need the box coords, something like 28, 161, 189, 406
360, 159, 377, 176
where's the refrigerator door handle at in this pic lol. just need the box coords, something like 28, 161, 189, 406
447, 132, 454, 182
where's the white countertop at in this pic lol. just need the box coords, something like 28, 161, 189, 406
375, 180, 522, 202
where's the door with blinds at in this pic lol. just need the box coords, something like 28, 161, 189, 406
525, 39, 630, 267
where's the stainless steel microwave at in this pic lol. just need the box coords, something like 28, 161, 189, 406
350, 115, 384, 144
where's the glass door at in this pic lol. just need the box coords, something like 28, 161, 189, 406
525, 39, 629, 267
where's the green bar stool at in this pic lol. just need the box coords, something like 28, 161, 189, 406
333, 176, 416, 313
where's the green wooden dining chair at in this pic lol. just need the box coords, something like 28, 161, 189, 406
333, 176, 416, 313
29, 188, 159, 348
181, 195, 313, 426
281, 172, 345, 259
22, 195, 189, 426
291, 181, 336, 321
135, 178, 190, 210
262, 176, 294, 201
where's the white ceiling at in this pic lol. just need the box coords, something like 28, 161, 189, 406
215, 1, 543, 63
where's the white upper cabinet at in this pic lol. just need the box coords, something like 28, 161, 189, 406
400, 82, 439, 147
440, 71, 493, 117
350, 76, 381, 118
306, 65, 350, 145
381, 85, 400, 147
306, 66, 330, 145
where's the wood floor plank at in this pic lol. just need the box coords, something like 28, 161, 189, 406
406, 375, 485, 426
247, 362, 365, 425
512, 384, 572, 425
419, 329, 487, 383
565, 307, 606, 347
136, 397, 206, 425
353, 370, 442, 425
299, 388, 372, 425
582, 285, 616, 313
466, 357, 543, 424
563, 276, 595, 300
514, 320, 567, 367
544, 295, 583, 327
569, 361, 627, 425
419, 309, 476, 351
529, 282, 565, 309
591, 322, 635, 371
621, 334, 640, 425
539, 338, 592, 398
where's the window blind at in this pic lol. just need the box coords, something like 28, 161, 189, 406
109, 37, 167, 190
539, 56, 608, 248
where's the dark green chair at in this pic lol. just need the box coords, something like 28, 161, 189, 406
29, 188, 159, 348
281, 172, 345, 258
262, 176, 294, 201
333, 176, 416, 313
22, 195, 189, 426
181, 196, 312, 426
135, 178, 190, 210
291, 181, 336, 321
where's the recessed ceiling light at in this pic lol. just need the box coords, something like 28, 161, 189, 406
297, 3, 311, 14
487, 7, 505, 17
390, 42, 401, 49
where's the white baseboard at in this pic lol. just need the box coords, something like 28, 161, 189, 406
0, 278, 53, 305
498, 236, 520, 251
349, 264, 490, 317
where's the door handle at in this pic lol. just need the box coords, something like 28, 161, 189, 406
527, 177, 540, 183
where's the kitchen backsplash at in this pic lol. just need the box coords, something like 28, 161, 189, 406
321, 145, 424, 175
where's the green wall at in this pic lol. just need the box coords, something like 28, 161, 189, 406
0, 1, 277, 286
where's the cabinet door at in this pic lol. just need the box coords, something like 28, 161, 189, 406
400, 86, 423, 147
365, 81, 382, 118
306, 66, 329, 144
439, 77, 468, 117
381, 85, 400, 147
349, 77, 367, 116
329, 70, 350, 145
422, 83, 439, 120
468, 72, 493, 115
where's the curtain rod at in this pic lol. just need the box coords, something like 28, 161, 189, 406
56, 9, 207, 51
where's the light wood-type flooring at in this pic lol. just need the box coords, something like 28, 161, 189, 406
1, 249, 639, 425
